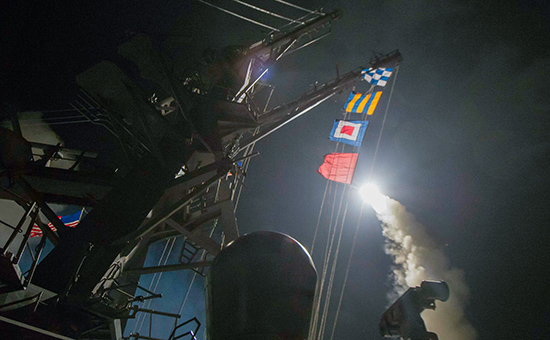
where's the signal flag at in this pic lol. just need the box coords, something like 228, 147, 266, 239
362, 68, 393, 86
317, 153, 359, 184
329, 120, 369, 147
344, 91, 382, 115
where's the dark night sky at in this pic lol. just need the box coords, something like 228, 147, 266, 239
2, 1, 550, 339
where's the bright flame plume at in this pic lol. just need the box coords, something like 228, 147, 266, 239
363, 188, 477, 339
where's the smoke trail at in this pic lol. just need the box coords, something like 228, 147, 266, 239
369, 193, 477, 339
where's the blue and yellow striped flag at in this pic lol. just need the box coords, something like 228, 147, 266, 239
344, 91, 383, 115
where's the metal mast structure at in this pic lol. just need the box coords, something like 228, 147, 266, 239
0, 2, 401, 339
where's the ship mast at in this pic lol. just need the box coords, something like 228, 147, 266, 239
0, 2, 401, 338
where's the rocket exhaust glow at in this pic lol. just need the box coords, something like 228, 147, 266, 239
366, 191, 478, 339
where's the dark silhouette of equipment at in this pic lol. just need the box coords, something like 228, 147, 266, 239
379, 281, 450, 340
206, 231, 317, 340
0, 3, 403, 338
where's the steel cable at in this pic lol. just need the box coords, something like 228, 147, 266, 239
132, 237, 171, 333
136, 237, 177, 334
329, 66, 400, 339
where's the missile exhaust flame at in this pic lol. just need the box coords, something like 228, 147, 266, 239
363, 189, 477, 339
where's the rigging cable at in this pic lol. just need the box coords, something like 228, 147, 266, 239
197, 0, 280, 32
277, 11, 320, 32
309, 136, 342, 255
17, 120, 92, 127
309, 106, 353, 339
310, 88, 372, 339
318, 198, 350, 340
132, 237, 171, 333
233, 0, 305, 24
309, 180, 338, 340
274, 0, 324, 15
309, 174, 335, 340
309, 178, 329, 255
173, 218, 220, 335
135, 236, 178, 334
311, 137, 349, 340
329, 203, 364, 340
30, 108, 99, 113
311, 70, 399, 338
173, 160, 232, 334
368, 66, 399, 180
316, 119, 360, 339
233, 126, 261, 211
312, 142, 342, 311
18, 114, 87, 121
329, 66, 400, 340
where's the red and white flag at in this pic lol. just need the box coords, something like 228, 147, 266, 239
30, 211, 83, 237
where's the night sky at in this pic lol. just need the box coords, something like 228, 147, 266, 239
2, 1, 550, 339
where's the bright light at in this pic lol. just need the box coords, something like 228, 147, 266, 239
360, 183, 381, 203
359, 183, 390, 213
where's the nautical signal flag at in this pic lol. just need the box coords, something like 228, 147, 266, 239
344, 91, 382, 115
361, 68, 393, 86
317, 153, 359, 184
30, 211, 83, 237
329, 120, 369, 147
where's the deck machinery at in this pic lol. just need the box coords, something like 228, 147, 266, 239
0, 7, 402, 340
